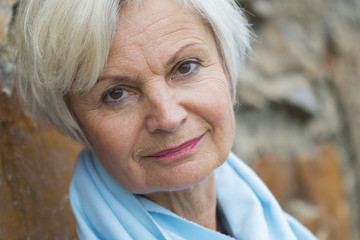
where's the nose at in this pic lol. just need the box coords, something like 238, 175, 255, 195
145, 84, 188, 133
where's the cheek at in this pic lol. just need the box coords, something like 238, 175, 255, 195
190, 76, 235, 149
199, 78, 234, 130
84, 114, 140, 157
207, 89, 235, 161
207, 98, 235, 145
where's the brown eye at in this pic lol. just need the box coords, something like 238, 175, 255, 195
103, 87, 129, 103
174, 60, 200, 78
109, 89, 124, 99
178, 62, 192, 74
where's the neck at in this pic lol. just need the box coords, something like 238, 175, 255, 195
143, 174, 217, 230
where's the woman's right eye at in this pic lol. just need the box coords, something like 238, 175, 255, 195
102, 87, 129, 103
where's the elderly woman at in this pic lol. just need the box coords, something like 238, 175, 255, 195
15, 0, 317, 239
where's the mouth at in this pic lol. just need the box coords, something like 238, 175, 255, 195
146, 134, 204, 159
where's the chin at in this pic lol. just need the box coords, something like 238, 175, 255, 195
140, 152, 223, 194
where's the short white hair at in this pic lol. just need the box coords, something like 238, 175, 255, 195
15, 0, 251, 146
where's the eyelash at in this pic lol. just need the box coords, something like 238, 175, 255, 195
102, 86, 129, 104
172, 59, 200, 79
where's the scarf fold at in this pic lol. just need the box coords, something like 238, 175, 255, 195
69, 149, 317, 240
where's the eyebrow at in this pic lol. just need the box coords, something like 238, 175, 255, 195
97, 75, 133, 83
166, 42, 204, 67
98, 42, 205, 82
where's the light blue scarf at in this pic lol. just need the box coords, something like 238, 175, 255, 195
69, 149, 317, 239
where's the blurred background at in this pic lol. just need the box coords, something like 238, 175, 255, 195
1, 0, 359, 239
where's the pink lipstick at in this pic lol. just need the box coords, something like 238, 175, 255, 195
147, 135, 203, 159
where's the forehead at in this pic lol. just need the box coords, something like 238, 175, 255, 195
104, 0, 213, 69
118, 0, 205, 37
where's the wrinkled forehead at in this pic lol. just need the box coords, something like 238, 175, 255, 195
72, 0, 234, 98
115, 0, 210, 43
103, 0, 218, 74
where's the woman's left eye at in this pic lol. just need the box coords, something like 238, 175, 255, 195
174, 60, 200, 78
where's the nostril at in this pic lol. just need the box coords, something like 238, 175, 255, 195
146, 104, 188, 133
144, 83, 188, 133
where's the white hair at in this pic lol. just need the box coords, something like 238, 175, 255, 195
15, 0, 251, 146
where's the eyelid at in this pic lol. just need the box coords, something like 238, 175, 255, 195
101, 85, 129, 104
172, 58, 200, 79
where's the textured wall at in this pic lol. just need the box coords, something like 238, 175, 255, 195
0, 90, 80, 239
0, 1, 81, 239
234, 0, 360, 239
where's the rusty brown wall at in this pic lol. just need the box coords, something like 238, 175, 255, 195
0, 90, 81, 239
0, 1, 81, 239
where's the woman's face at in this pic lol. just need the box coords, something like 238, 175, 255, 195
70, 0, 235, 194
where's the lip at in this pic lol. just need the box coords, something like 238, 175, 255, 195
146, 134, 204, 159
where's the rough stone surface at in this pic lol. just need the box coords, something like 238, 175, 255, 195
251, 145, 350, 239
0, 1, 81, 238
0, 89, 81, 239
235, 0, 360, 239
